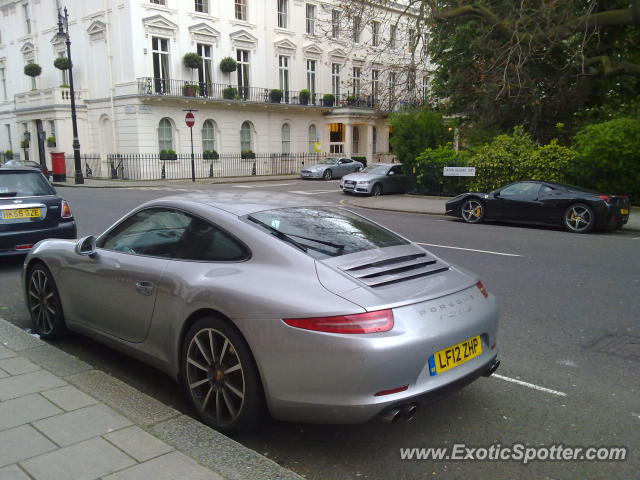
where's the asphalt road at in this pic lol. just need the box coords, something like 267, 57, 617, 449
1, 178, 638, 480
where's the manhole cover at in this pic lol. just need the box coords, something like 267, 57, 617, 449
591, 335, 640, 359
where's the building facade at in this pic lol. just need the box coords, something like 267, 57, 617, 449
0, 0, 425, 175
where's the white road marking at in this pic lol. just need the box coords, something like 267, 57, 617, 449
492, 374, 568, 397
288, 189, 338, 195
415, 242, 522, 257
232, 185, 254, 188
632, 412, 640, 420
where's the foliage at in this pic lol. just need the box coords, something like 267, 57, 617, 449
182, 84, 199, 96
159, 149, 177, 160
219, 57, 237, 74
413, 146, 470, 195
46, 136, 56, 147
53, 57, 70, 70
24, 63, 42, 77
322, 93, 335, 106
345, 95, 357, 105
269, 89, 283, 103
241, 150, 256, 159
20, 140, 29, 148
299, 89, 311, 104
203, 150, 219, 160
4, 150, 13, 160
388, 108, 449, 173
183, 53, 202, 70
222, 87, 238, 100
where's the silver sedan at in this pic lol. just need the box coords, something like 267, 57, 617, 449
300, 157, 364, 180
341, 163, 410, 196
23, 191, 499, 432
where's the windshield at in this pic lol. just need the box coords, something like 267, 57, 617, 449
318, 158, 339, 165
247, 207, 408, 259
362, 165, 390, 175
0, 172, 54, 197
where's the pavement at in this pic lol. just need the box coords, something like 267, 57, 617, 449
0, 318, 303, 480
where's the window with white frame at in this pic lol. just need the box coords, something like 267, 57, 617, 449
308, 124, 317, 153
372, 21, 380, 47
158, 118, 173, 152
236, 49, 250, 98
48, 120, 56, 143
352, 67, 361, 96
408, 28, 416, 51
371, 69, 379, 104
372, 126, 377, 154
0, 67, 6, 102
388, 71, 396, 107
5, 124, 12, 151
331, 63, 340, 97
240, 121, 253, 151
389, 24, 397, 49
281, 123, 291, 154
23, 4, 31, 35
277, 0, 288, 29
150, 0, 166, 5
306, 4, 316, 35
353, 16, 361, 43
195, 0, 209, 13
152, 37, 170, 93
331, 9, 340, 39
235, 0, 247, 21
278, 55, 290, 93
202, 120, 216, 152
306, 59, 316, 96
197, 43, 212, 92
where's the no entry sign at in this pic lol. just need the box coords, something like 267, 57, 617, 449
185, 111, 195, 128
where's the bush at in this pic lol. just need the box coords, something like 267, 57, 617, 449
159, 149, 177, 160
46, 136, 56, 147
53, 57, 70, 70
203, 150, 219, 160
351, 156, 367, 168
222, 87, 238, 100
241, 150, 255, 159
4, 150, 13, 160
183, 52, 202, 70
24, 63, 42, 77
299, 89, 311, 105
20, 140, 29, 149
322, 93, 335, 107
219, 57, 237, 74
269, 89, 283, 103
414, 146, 470, 195
182, 84, 199, 96
345, 95, 357, 105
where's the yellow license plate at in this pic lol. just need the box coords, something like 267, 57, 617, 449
620, 208, 629, 215
428, 336, 482, 376
1, 208, 41, 220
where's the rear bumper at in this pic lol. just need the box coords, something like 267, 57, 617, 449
0, 221, 76, 256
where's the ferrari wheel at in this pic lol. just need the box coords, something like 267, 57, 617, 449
27, 264, 66, 339
563, 203, 595, 233
461, 198, 485, 224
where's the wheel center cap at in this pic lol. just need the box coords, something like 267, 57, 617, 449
215, 369, 224, 382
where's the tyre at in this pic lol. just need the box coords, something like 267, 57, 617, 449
182, 316, 264, 433
323, 169, 333, 181
563, 203, 595, 233
460, 198, 485, 224
371, 183, 383, 196
26, 263, 66, 339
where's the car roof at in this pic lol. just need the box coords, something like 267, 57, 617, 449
147, 190, 330, 216
0, 166, 43, 173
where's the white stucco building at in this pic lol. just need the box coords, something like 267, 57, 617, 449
0, 0, 425, 176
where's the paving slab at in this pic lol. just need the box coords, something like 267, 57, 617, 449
67, 370, 179, 427
0, 394, 62, 431
0, 370, 66, 401
0, 464, 31, 480
0, 357, 41, 376
20, 344, 92, 377
0, 321, 44, 351
32, 403, 132, 447
103, 451, 223, 480
0, 369, 7, 379
0, 425, 57, 467
20, 437, 136, 480
104, 426, 173, 462
0, 346, 17, 360
40, 385, 97, 412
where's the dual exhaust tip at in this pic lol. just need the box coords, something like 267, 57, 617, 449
381, 403, 419, 424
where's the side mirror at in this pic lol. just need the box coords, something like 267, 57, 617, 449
388, 171, 395, 176
75, 235, 97, 257
493, 192, 501, 198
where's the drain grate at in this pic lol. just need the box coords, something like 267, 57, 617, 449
591, 335, 640, 359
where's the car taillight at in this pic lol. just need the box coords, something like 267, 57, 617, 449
61, 200, 73, 218
598, 195, 610, 202
283, 309, 394, 334
476, 281, 489, 299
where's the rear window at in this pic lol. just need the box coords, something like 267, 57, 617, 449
247, 207, 408, 259
0, 172, 54, 197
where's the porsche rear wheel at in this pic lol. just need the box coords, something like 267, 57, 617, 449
564, 203, 595, 233
27, 264, 66, 339
461, 198, 485, 224
323, 169, 333, 180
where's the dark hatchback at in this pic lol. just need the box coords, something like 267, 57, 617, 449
0, 167, 76, 257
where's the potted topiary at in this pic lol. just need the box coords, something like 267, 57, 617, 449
269, 89, 283, 103
241, 150, 255, 159
222, 86, 238, 100
203, 150, 219, 160
322, 93, 335, 107
24, 63, 42, 88
20, 140, 30, 149
46, 136, 56, 148
182, 52, 202, 96
53, 57, 71, 71
219, 57, 237, 81
4, 150, 13, 160
159, 149, 177, 160
182, 83, 199, 97
299, 89, 311, 105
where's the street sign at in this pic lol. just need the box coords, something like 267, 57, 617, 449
185, 111, 195, 128
443, 166, 476, 177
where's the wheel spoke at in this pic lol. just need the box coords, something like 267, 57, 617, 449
194, 336, 211, 364
224, 363, 241, 375
222, 388, 237, 418
201, 386, 214, 411
189, 378, 209, 390
224, 380, 244, 399
215, 389, 222, 423
208, 330, 216, 364
31, 303, 40, 312
187, 357, 209, 372
219, 339, 229, 363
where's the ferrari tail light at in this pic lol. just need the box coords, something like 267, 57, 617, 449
598, 195, 610, 202
61, 200, 73, 219
476, 281, 489, 299
283, 309, 394, 334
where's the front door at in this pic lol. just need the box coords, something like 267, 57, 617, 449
494, 182, 544, 222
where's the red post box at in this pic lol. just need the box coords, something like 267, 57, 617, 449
51, 152, 66, 182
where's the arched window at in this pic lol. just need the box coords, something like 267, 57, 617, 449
202, 120, 216, 152
281, 123, 291, 154
308, 124, 317, 153
240, 121, 253, 151
158, 118, 173, 151
372, 126, 377, 154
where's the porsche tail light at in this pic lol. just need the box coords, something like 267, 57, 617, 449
61, 200, 73, 219
283, 309, 394, 334
476, 281, 489, 299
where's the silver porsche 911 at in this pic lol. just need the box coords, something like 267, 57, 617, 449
23, 191, 499, 433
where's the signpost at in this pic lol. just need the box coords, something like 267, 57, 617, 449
443, 166, 476, 177
184, 110, 197, 182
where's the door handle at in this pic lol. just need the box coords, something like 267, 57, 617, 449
135, 281, 154, 296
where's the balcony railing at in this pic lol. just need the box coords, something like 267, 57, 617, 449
137, 77, 381, 109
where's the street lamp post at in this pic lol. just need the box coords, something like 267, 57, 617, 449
57, 7, 84, 184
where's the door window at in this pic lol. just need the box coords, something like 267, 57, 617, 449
499, 182, 540, 197
173, 216, 249, 262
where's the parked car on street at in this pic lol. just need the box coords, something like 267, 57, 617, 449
300, 157, 363, 180
0, 167, 76, 257
340, 163, 409, 196
446, 180, 630, 233
23, 191, 499, 433
2, 160, 50, 179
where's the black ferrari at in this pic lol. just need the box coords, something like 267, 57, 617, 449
445, 180, 630, 233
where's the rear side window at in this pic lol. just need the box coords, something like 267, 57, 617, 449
0, 172, 54, 197
172, 216, 249, 262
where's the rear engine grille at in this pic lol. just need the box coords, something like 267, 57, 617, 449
340, 253, 450, 288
